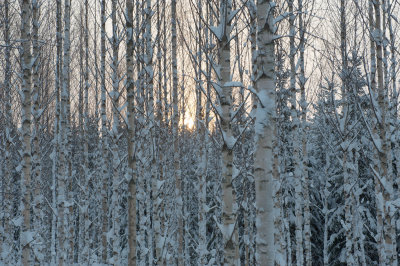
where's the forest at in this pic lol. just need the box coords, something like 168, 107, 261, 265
0, 0, 400, 265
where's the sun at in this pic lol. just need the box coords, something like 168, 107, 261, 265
184, 116, 195, 130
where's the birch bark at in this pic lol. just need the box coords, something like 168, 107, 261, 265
126, 0, 137, 264
31, 3, 42, 258
368, 3, 385, 263
51, 1, 62, 263
369, 1, 396, 264
31, 0, 44, 262
19, 0, 33, 264
288, 2, 304, 264
171, 1, 184, 264
59, 0, 71, 263
198, 1, 209, 264
144, 0, 155, 262
340, 2, 355, 264
298, 1, 311, 264
2, 0, 13, 261
373, 2, 396, 264
387, 1, 400, 197
110, 0, 121, 262
100, 0, 109, 262
154, 1, 163, 262
254, 0, 276, 264
217, 1, 239, 264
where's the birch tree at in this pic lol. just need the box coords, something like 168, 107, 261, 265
2, 0, 13, 261
254, 0, 276, 264
30, 0, 44, 262
298, 1, 311, 264
339, 2, 357, 264
212, 1, 240, 264
100, 0, 109, 262
110, 0, 121, 262
126, 0, 137, 264
51, 0, 62, 263
369, 1, 396, 264
19, 0, 33, 264
59, 0, 72, 263
171, 1, 184, 264
81, 0, 90, 260
288, 2, 304, 264
1, 0, 400, 264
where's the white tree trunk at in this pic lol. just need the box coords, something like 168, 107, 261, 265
59, 0, 71, 263
100, 0, 109, 262
254, 0, 276, 264
78, 1, 91, 262
388, 1, 400, 200
368, 3, 385, 264
370, 2, 395, 265
373, 2, 396, 265
154, 1, 164, 262
298, 0, 311, 264
144, 0, 155, 263
19, 0, 33, 264
288, 2, 304, 264
198, 1, 209, 263
339, 3, 355, 265
51, 1, 62, 263
126, 0, 137, 264
110, 0, 121, 263
322, 155, 330, 266
31, 0, 43, 262
217, 0, 239, 264
171, 1, 184, 264
2, 0, 13, 261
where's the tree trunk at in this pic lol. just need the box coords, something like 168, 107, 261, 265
171, 1, 184, 264
31, 0, 43, 262
339, 2, 355, 265
288, 2, 304, 264
217, 0, 239, 264
373, 2, 396, 265
2, 0, 13, 261
100, 0, 109, 262
51, 0, 62, 263
20, 0, 33, 264
254, 0, 275, 264
59, 0, 72, 263
82, 0, 90, 261
126, 0, 137, 264
298, 0, 311, 264
110, 0, 121, 263
198, 1, 209, 264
